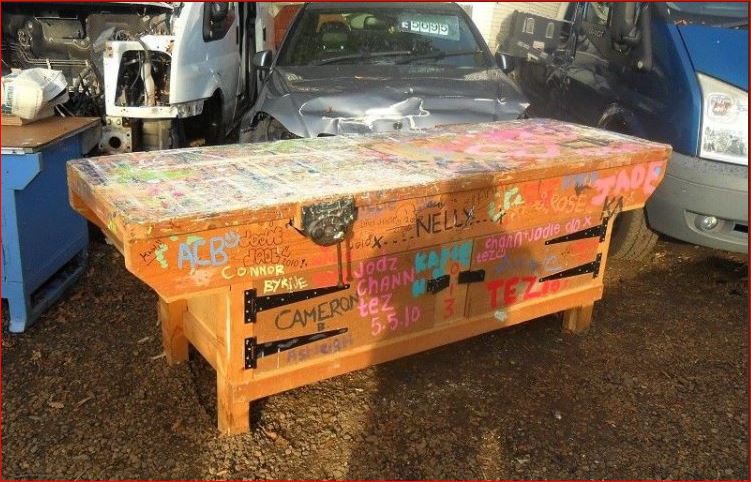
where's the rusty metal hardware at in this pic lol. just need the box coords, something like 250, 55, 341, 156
301, 198, 357, 247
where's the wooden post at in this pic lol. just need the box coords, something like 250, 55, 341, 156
217, 379, 251, 435
562, 303, 594, 334
158, 298, 188, 365
215, 287, 251, 435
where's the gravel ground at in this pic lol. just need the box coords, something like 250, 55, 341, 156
1, 237, 748, 480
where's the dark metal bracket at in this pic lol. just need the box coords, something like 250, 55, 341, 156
426, 275, 450, 294
458, 269, 485, 284
244, 284, 350, 323
244, 328, 348, 369
545, 217, 609, 245
539, 253, 603, 282
244, 337, 257, 369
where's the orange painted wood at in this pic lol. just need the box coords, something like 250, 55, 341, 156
158, 298, 188, 366
68, 119, 671, 434
562, 303, 595, 334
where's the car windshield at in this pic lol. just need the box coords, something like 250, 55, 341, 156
277, 6, 490, 68
665, 2, 749, 26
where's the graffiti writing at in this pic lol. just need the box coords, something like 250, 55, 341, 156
415, 207, 475, 237
412, 241, 472, 297
370, 305, 421, 336
286, 333, 354, 364
274, 294, 359, 331
139, 241, 168, 268
177, 231, 240, 272
485, 277, 563, 308
221, 264, 285, 280
353, 255, 421, 335
263, 275, 309, 294
591, 161, 662, 206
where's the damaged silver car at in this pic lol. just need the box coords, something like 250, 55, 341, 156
239, 1, 529, 142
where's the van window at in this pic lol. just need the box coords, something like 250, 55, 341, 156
203, 2, 236, 42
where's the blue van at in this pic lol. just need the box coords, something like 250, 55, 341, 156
506, 2, 748, 259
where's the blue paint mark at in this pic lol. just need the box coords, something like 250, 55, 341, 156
177, 230, 238, 272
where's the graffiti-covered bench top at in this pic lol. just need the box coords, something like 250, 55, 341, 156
68, 119, 670, 242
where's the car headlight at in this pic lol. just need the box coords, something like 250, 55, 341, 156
697, 73, 748, 165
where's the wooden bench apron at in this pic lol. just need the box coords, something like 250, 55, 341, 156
68, 119, 671, 435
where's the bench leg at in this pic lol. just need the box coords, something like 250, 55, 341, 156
562, 303, 594, 334
158, 298, 188, 365
214, 286, 251, 435
217, 378, 251, 435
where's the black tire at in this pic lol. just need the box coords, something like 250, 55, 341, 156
608, 209, 659, 261
204, 94, 224, 146
169, 118, 186, 149
248, 117, 299, 143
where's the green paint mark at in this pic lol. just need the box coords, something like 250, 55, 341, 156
155, 244, 169, 269
185, 235, 203, 245
488, 186, 524, 223
494, 309, 508, 323
502, 186, 524, 211
169, 236, 178, 241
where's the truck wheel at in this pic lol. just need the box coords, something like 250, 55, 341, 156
249, 117, 299, 142
204, 94, 223, 146
608, 209, 659, 261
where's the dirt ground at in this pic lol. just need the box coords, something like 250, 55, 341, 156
1, 236, 748, 480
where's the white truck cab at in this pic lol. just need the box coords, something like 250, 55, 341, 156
2, 2, 272, 152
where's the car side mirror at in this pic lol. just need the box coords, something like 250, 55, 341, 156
253, 50, 273, 82
611, 3, 640, 46
495, 51, 516, 74
253, 50, 273, 70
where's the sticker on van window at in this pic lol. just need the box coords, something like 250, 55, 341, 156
397, 14, 460, 41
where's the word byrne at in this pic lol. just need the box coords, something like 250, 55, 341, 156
263, 275, 308, 294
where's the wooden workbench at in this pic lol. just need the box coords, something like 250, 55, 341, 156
67, 119, 670, 434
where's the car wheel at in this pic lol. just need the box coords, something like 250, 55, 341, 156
608, 209, 659, 261
249, 117, 299, 143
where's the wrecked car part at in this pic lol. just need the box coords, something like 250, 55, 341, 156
240, 2, 529, 141
241, 66, 529, 139
113, 48, 170, 108
100, 116, 134, 153
142, 118, 184, 150
246, 116, 301, 143
103, 36, 204, 120
1, 3, 174, 118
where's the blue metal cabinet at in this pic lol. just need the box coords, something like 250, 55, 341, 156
2, 117, 100, 332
